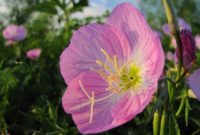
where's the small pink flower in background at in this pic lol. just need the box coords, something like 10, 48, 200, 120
60, 3, 164, 134
171, 37, 177, 48
178, 18, 191, 31
166, 20, 192, 48
188, 68, 200, 100
166, 52, 177, 63
162, 24, 171, 36
195, 35, 200, 49
162, 18, 191, 36
26, 48, 41, 60
3, 24, 26, 44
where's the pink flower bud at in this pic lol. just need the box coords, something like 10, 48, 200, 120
26, 48, 41, 60
176, 30, 196, 69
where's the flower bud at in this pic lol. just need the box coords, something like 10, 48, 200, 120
176, 30, 196, 69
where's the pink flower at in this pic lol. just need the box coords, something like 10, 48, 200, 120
162, 18, 191, 36
171, 37, 177, 48
162, 24, 171, 36
26, 48, 41, 60
178, 18, 191, 31
3, 24, 26, 43
166, 51, 177, 63
60, 3, 164, 134
188, 68, 200, 100
195, 35, 200, 49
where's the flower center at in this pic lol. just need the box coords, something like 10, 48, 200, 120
92, 49, 142, 93
119, 64, 142, 91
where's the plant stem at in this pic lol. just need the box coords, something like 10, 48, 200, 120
175, 69, 189, 84
162, 0, 183, 77
185, 96, 190, 127
176, 89, 187, 117
13, 43, 21, 58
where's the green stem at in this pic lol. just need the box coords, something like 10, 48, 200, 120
176, 89, 187, 117
167, 72, 175, 104
13, 43, 21, 58
185, 96, 190, 127
175, 69, 189, 84
162, 0, 183, 77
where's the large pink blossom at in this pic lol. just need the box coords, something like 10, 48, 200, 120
60, 3, 164, 134
3, 24, 26, 42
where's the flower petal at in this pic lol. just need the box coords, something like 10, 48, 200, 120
178, 18, 191, 31
188, 68, 200, 100
62, 72, 125, 134
106, 3, 164, 81
152, 34, 165, 80
111, 86, 155, 122
14, 26, 27, 41
2, 25, 26, 41
106, 3, 152, 51
3, 25, 18, 40
132, 32, 164, 84
60, 23, 131, 83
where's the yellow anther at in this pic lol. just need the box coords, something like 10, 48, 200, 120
93, 49, 142, 93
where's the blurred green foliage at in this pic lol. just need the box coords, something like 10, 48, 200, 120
0, 0, 200, 135
140, 0, 200, 135
0, 0, 107, 134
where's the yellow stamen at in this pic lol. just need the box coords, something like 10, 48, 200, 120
113, 55, 118, 71
90, 68, 108, 81
100, 48, 113, 63
93, 49, 142, 93
96, 60, 112, 73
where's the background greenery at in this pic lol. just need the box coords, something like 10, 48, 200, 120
0, 0, 200, 134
